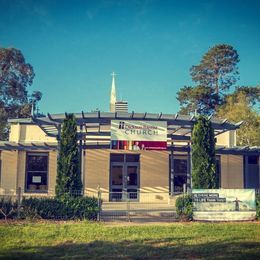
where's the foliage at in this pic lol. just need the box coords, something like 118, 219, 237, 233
177, 85, 218, 115
21, 197, 98, 220
217, 90, 260, 146
190, 44, 239, 93
177, 44, 239, 115
192, 116, 218, 189
175, 194, 193, 221
0, 198, 18, 220
55, 113, 83, 199
233, 86, 260, 107
256, 194, 260, 220
0, 47, 42, 140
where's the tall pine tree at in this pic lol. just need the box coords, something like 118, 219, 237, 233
55, 113, 82, 199
177, 44, 239, 115
192, 116, 218, 189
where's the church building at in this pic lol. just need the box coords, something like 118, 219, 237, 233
0, 73, 259, 201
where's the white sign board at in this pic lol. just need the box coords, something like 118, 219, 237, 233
111, 120, 167, 141
192, 189, 256, 221
32, 176, 42, 183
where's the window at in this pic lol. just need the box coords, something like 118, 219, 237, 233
110, 154, 140, 163
25, 153, 48, 192
126, 154, 139, 162
248, 156, 258, 165
173, 157, 188, 192
244, 155, 259, 189
174, 159, 187, 174
110, 154, 124, 162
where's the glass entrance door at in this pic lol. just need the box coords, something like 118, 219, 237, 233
169, 155, 189, 193
126, 164, 139, 200
110, 164, 124, 200
110, 163, 139, 201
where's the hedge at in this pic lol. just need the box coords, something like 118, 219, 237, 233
0, 196, 99, 220
0, 198, 18, 220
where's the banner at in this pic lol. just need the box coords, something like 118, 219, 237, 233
192, 189, 256, 221
111, 120, 167, 150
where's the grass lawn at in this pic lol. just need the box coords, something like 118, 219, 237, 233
0, 221, 260, 259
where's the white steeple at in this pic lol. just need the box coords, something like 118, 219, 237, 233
110, 72, 117, 112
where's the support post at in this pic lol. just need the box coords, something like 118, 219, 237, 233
17, 187, 22, 218
79, 124, 83, 196
244, 155, 248, 188
127, 195, 131, 222
170, 148, 174, 196
82, 149, 86, 195
183, 183, 186, 194
97, 186, 101, 221
188, 142, 192, 193
55, 124, 61, 196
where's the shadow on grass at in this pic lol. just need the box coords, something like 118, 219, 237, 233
1, 240, 260, 259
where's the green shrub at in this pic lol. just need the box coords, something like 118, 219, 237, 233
256, 194, 260, 220
176, 194, 193, 221
21, 198, 62, 220
21, 196, 99, 220
0, 198, 18, 220
192, 116, 218, 189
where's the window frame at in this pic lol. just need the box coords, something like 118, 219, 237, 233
25, 152, 49, 193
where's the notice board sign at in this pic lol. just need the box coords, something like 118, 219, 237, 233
192, 189, 256, 221
111, 120, 167, 150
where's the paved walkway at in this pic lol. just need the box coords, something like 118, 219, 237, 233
101, 202, 177, 222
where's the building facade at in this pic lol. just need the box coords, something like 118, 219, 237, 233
0, 112, 259, 202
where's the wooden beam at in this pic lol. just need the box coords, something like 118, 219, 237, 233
169, 126, 182, 134
47, 113, 54, 121
221, 118, 228, 125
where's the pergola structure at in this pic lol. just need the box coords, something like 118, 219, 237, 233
5, 111, 248, 156
8, 111, 242, 149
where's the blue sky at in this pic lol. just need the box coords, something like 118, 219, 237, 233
0, 0, 259, 114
